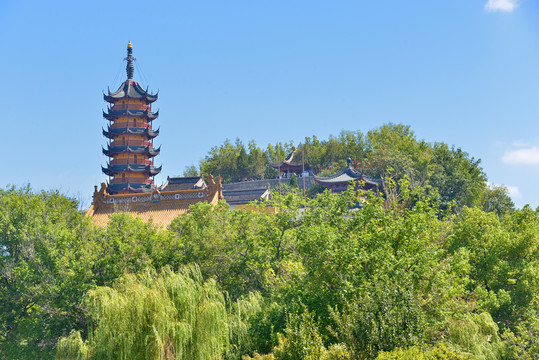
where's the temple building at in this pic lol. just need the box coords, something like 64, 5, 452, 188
269, 147, 309, 177
87, 42, 223, 227
314, 158, 381, 193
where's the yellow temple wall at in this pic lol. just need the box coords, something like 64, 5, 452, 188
87, 175, 224, 227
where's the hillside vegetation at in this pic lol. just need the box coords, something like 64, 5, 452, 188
2, 125, 538, 359
186, 124, 513, 214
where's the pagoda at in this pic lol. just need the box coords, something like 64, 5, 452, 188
102, 41, 161, 194
88, 42, 224, 227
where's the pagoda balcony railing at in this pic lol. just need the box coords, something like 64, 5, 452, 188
110, 159, 153, 166
110, 122, 152, 130
109, 178, 154, 185
110, 140, 152, 147
111, 104, 150, 111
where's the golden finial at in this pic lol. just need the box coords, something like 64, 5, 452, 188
127, 41, 132, 49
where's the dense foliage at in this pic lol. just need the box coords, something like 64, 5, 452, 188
186, 124, 512, 214
57, 266, 228, 360
2, 125, 537, 359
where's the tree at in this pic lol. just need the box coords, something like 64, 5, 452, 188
291, 180, 476, 346
330, 281, 425, 359
364, 123, 430, 186
248, 140, 269, 180
273, 308, 326, 360
183, 165, 199, 177
448, 206, 539, 329
169, 201, 274, 299
480, 184, 514, 217
92, 212, 173, 286
237, 145, 250, 181
57, 266, 228, 360
289, 174, 298, 189
200, 139, 239, 183
428, 143, 486, 210
0, 186, 96, 359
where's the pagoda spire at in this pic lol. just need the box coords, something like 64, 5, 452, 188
125, 41, 134, 80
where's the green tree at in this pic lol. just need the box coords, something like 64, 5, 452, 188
227, 292, 265, 359
364, 123, 430, 186
183, 165, 199, 177
428, 143, 487, 210
0, 186, 96, 359
283, 181, 471, 353
330, 280, 425, 359
300, 135, 325, 174
376, 344, 472, 360
237, 144, 250, 181
169, 201, 273, 299
92, 212, 174, 286
273, 308, 326, 360
57, 265, 228, 360
200, 139, 239, 182
480, 184, 514, 217
248, 140, 269, 180
448, 206, 539, 329
289, 174, 298, 189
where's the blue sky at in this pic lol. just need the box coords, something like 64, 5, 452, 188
0, 0, 538, 208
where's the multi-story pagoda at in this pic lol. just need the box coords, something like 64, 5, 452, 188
102, 41, 161, 194
88, 42, 224, 227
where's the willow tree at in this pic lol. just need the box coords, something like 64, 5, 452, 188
56, 265, 228, 360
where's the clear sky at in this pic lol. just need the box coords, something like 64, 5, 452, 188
0, 0, 538, 209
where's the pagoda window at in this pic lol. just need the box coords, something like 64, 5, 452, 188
133, 119, 136, 127
134, 155, 138, 163
122, 173, 126, 181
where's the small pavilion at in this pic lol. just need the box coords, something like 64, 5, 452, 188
268, 147, 309, 177
314, 158, 381, 193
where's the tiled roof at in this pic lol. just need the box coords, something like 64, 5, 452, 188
104, 80, 158, 103
268, 148, 309, 171
160, 176, 206, 191
222, 188, 270, 205
314, 166, 381, 185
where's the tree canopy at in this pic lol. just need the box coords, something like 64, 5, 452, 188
0, 124, 533, 360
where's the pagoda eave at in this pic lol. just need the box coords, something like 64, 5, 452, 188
103, 109, 159, 121
103, 127, 160, 139
107, 182, 156, 194
104, 80, 158, 104
102, 165, 162, 176
102, 145, 161, 158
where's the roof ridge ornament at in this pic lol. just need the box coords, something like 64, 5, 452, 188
125, 41, 135, 80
